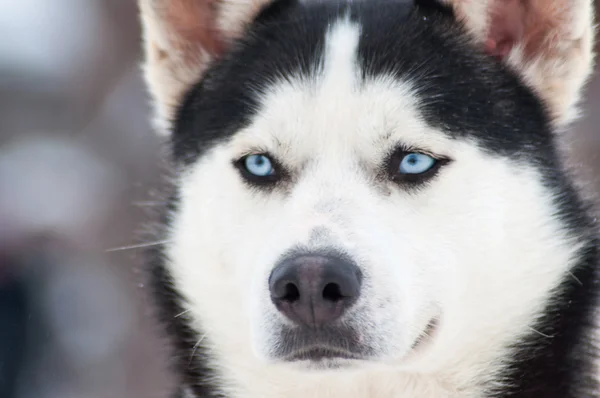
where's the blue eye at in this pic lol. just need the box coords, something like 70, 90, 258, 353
399, 153, 437, 174
243, 154, 275, 177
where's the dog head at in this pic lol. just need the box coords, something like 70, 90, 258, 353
140, 0, 596, 373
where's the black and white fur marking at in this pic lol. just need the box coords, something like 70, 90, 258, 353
139, 0, 600, 397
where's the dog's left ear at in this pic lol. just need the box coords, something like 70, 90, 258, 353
139, 0, 274, 135
443, 0, 596, 127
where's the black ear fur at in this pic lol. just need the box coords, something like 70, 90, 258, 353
254, 0, 299, 25
413, 0, 454, 16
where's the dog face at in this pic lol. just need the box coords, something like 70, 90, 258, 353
140, 0, 595, 374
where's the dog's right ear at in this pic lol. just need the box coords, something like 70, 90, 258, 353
139, 0, 274, 135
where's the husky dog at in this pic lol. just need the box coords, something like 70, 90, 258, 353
138, 0, 599, 396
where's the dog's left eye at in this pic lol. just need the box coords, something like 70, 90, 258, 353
235, 154, 280, 185
388, 149, 447, 185
399, 153, 437, 174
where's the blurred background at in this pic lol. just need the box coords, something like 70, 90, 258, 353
0, 1, 598, 398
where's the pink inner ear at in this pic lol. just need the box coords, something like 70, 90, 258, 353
165, 0, 225, 57
485, 0, 526, 60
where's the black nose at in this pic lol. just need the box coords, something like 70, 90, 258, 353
269, 253, 362, 329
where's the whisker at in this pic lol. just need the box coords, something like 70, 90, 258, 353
132, 201, 167, 207
568, 271, 583, 286
189, 333, 208, 367
105, 239, 171, 252
175, 309, 191, 318
527, 326, 554, 339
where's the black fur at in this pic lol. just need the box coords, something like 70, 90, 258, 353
150, 0, 600, 396
496, 241, 600, 397
147, 195, 224, 397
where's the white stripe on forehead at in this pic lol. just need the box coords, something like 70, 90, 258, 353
321, 16, 361, 93
235, 17, 366, 154
230, 15, 452, 163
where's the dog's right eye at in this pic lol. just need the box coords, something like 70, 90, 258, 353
235, 154, 280, 185
244, 154, 274, 176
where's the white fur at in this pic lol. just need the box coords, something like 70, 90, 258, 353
164, 19, 584, 397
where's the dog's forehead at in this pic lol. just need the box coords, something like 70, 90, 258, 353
173, 0, 552, 166
232, 37, 451, 162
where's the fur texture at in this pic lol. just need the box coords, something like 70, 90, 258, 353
138, 1, 599, 397
441, 0, 596, 127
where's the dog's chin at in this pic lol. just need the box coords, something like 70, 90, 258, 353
281, 348, 363, 370
266, 324, 368, 369
264, 317, 441, 371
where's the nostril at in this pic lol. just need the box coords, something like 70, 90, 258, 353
322, 282, 343, 302
281, 282, 300, 302
269, 253, 362, 328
